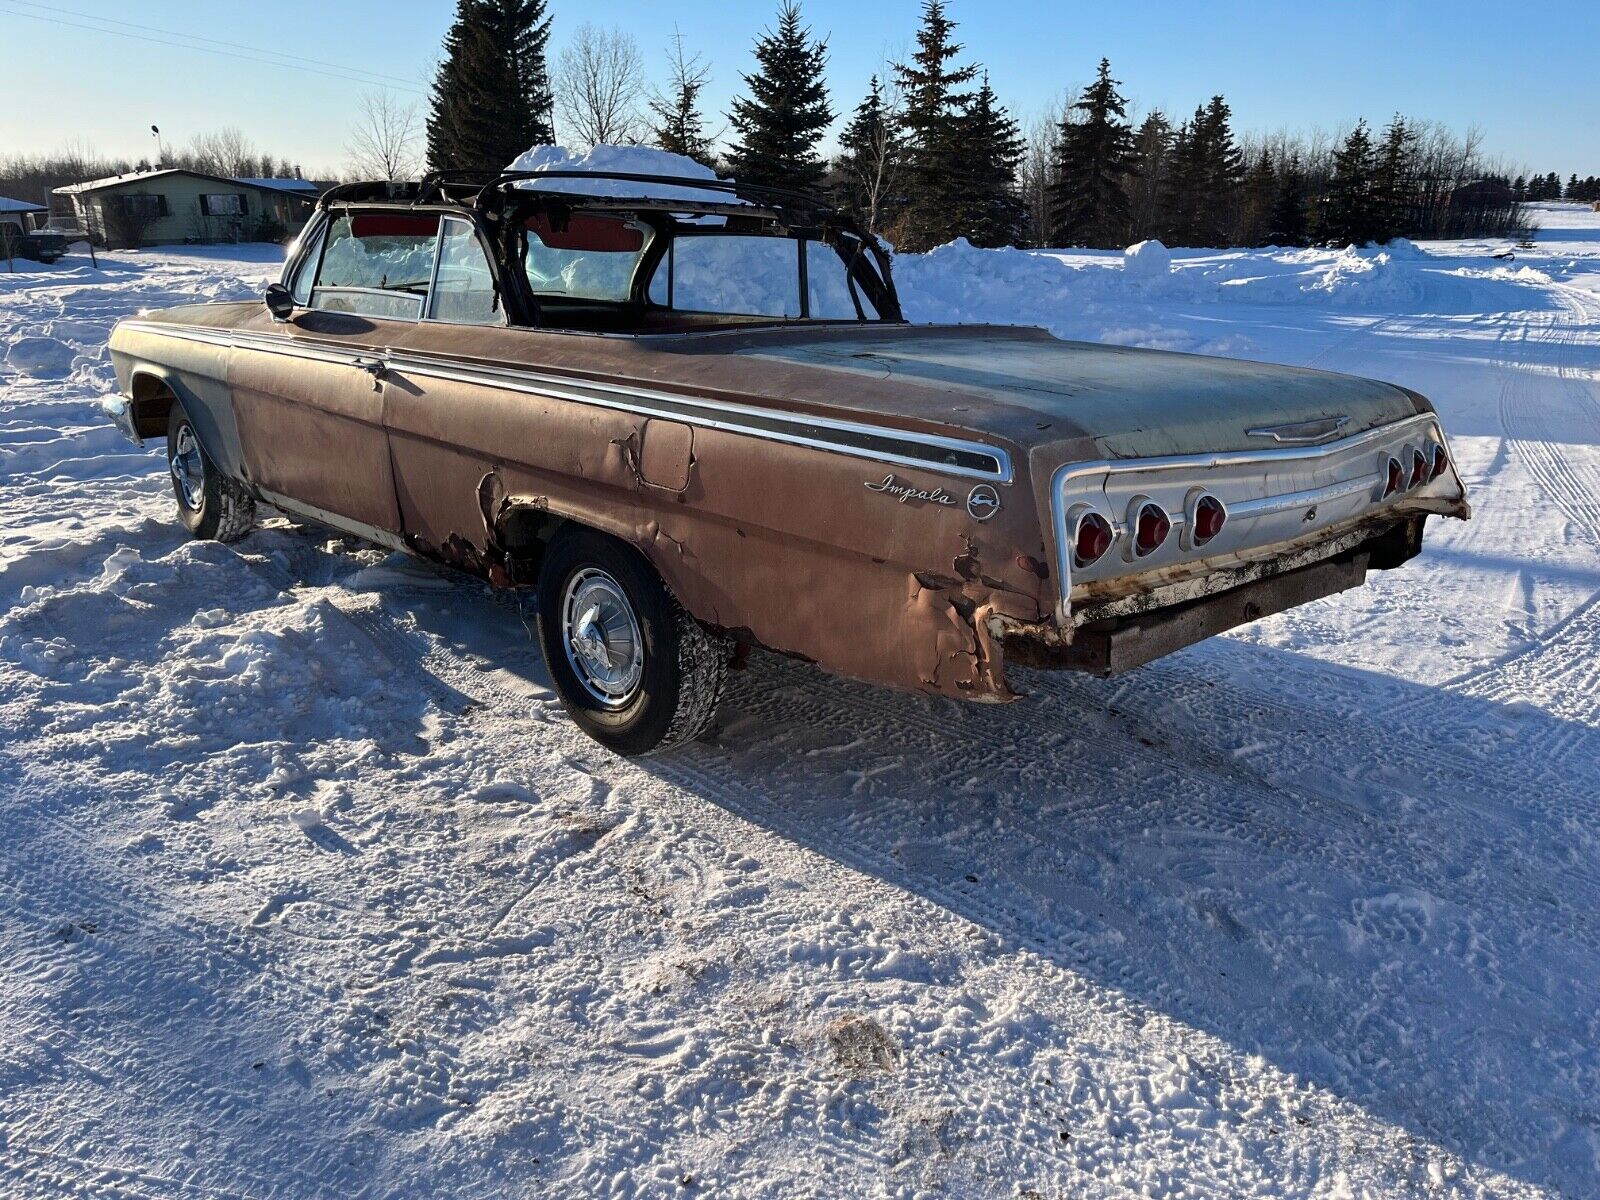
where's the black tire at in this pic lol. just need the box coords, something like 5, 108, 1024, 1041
536, 527, 729, 756
166, 406, 255, 543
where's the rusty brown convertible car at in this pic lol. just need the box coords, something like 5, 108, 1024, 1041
102, 169, 1470, 753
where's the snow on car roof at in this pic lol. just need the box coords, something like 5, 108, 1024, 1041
504, 144, 749, 205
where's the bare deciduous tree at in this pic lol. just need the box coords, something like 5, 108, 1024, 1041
1019, 101, 1064, 247
346, 91, 422, 181
188, 127, 257, 178
555, 24, 646, 149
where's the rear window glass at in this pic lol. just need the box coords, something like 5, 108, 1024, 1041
656, 235, 801, 318
523, 213, 650, 302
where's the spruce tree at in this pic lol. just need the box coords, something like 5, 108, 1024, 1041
1047, 58, 1136, 248
1193, 95, 1243, 244
1236, 147, 1276, 246
951, 75, 1025, 247
1318, 119, 1377, 244
1159, 109, 1206, 244
1371, 115, 1415, 242
427, 0, 554, 172
1569, 173, 1580, 200
1546, 171, 1561, 198
1126, 111, 1171, 242
892, 0, 978, 251
648, 31, 714, 162
1267, 151, 1309, 245
1512, 174, 1526, 200
837, 76, 901, 232
725, 2, 833, 193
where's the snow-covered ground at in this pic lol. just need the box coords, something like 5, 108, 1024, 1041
1, 206, 1597, 1198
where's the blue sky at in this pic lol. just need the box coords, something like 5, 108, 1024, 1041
2, 0, 1595, 176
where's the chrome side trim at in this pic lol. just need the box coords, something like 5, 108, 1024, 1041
116, 320, 1014, 483
1048, 411, 1455, 622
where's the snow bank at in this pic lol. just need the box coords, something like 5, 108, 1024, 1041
505, 143, 736, 202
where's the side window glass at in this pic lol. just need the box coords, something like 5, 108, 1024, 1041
666, 235, 801, 318
429, 218, 501, 324
287, 220, 326, 306
311, 212, 441, 321
806, 239, 878, 320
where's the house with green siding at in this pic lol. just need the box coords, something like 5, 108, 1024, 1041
53, 168, 321, 247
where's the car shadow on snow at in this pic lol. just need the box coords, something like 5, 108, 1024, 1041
645, 634, 1599, 1193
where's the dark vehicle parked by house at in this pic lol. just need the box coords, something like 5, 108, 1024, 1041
100, 169, 1470, 754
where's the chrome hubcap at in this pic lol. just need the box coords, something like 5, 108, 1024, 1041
561, 567, 644, 708
171, 424, 205, 511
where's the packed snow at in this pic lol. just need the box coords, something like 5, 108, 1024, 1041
1, 207, 1598, 1197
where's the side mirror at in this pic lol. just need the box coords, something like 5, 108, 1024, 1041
264, 282, 295, 322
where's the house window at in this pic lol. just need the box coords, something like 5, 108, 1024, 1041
117, 194, 167, 218
200, 194, 246, 216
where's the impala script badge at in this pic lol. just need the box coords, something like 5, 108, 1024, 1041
864, 475, 958, 507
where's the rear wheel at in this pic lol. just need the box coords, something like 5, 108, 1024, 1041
536, 528, 728, 756
166, 407, 255, 542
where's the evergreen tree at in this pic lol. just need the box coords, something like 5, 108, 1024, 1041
836, 75, 902, 231
1126, 110, 1171, 241
891, 0, 978, 251
648, 30, 715, 161
1546, 171, 1561, 198
1236, 147, 1276, 246
1569, 173, 1580, 199
1158, 108, 1205, 244
427, 0, 554, 172
725, 2, 833, 193
1318, 119, 1377, 244
1512, 174, 1526, 200
1371, 114, 1416, 242
1047, 58, 1136, 247
1193, 95, 1243, 244
1267, 151, 1309, 244
950, 75, 1025, 247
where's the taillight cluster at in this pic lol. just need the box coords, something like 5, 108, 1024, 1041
1383, 442, 1449, 498
1071, 492, 1227, 571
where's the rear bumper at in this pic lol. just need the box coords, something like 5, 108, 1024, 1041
100, 394, 143, 447
1002, 518, 1419, 677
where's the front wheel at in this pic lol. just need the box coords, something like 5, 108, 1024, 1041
536, 528, 729, 756
166, 407, 255, 542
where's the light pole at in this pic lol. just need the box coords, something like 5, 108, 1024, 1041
150, 125, 165, 169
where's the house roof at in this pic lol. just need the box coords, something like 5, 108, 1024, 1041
53, 168, 321, 197
233, 177, 320, 194
0, 195, 48, 214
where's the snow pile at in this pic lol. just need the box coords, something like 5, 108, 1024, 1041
505, 143, 736, 202
4, 334, 76, 377
1123, 238, 1172, 278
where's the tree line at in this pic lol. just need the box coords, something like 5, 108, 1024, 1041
427, 0, 1573, 252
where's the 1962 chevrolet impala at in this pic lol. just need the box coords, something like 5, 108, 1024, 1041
102, 169, 1470, 754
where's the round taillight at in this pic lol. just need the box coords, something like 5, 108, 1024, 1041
1192, 494, 1226, 545
1430, 444, 1449, 481
1384, 456, 1404, 497
1409, 448, 1428, 489
1134, 503, 1171, 557
1074, 512, 1114, 567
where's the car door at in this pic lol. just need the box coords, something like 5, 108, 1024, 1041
230, 209, 444, 544
383, 216, 516, 563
